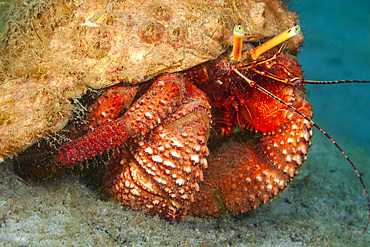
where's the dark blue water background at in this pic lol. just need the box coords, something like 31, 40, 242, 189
291, 0, 369, 151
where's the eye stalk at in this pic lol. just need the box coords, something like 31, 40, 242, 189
231, 25, 244, 62
250, 25, 301, 60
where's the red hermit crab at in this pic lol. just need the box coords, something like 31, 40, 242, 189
14, 24, 370, 234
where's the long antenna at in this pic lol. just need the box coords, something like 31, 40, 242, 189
305, 80, 370, 84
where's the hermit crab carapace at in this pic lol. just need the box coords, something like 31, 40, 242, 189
14, 25, 370, 234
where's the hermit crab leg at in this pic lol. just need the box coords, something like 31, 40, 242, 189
55, 74, 189, 164
232, 66, 370, 234
105, 91, 211, 220
12, 84, 139, 179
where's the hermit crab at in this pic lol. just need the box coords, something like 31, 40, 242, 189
13, 23, 370, 234
1, 0, 368, 236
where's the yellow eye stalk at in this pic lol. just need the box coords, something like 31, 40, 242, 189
231, 25, 244, 62
250, 25, 301, 60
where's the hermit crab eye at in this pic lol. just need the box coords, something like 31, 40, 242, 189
231, 25, 244, 62
250, 25, 301, 60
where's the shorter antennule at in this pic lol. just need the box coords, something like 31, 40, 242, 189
232, 25, 244, 62
250, 25, 301, 60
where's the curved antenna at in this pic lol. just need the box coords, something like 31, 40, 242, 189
233, 67, 370, 235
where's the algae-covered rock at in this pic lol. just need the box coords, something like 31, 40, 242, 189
0, 0, 301, 160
